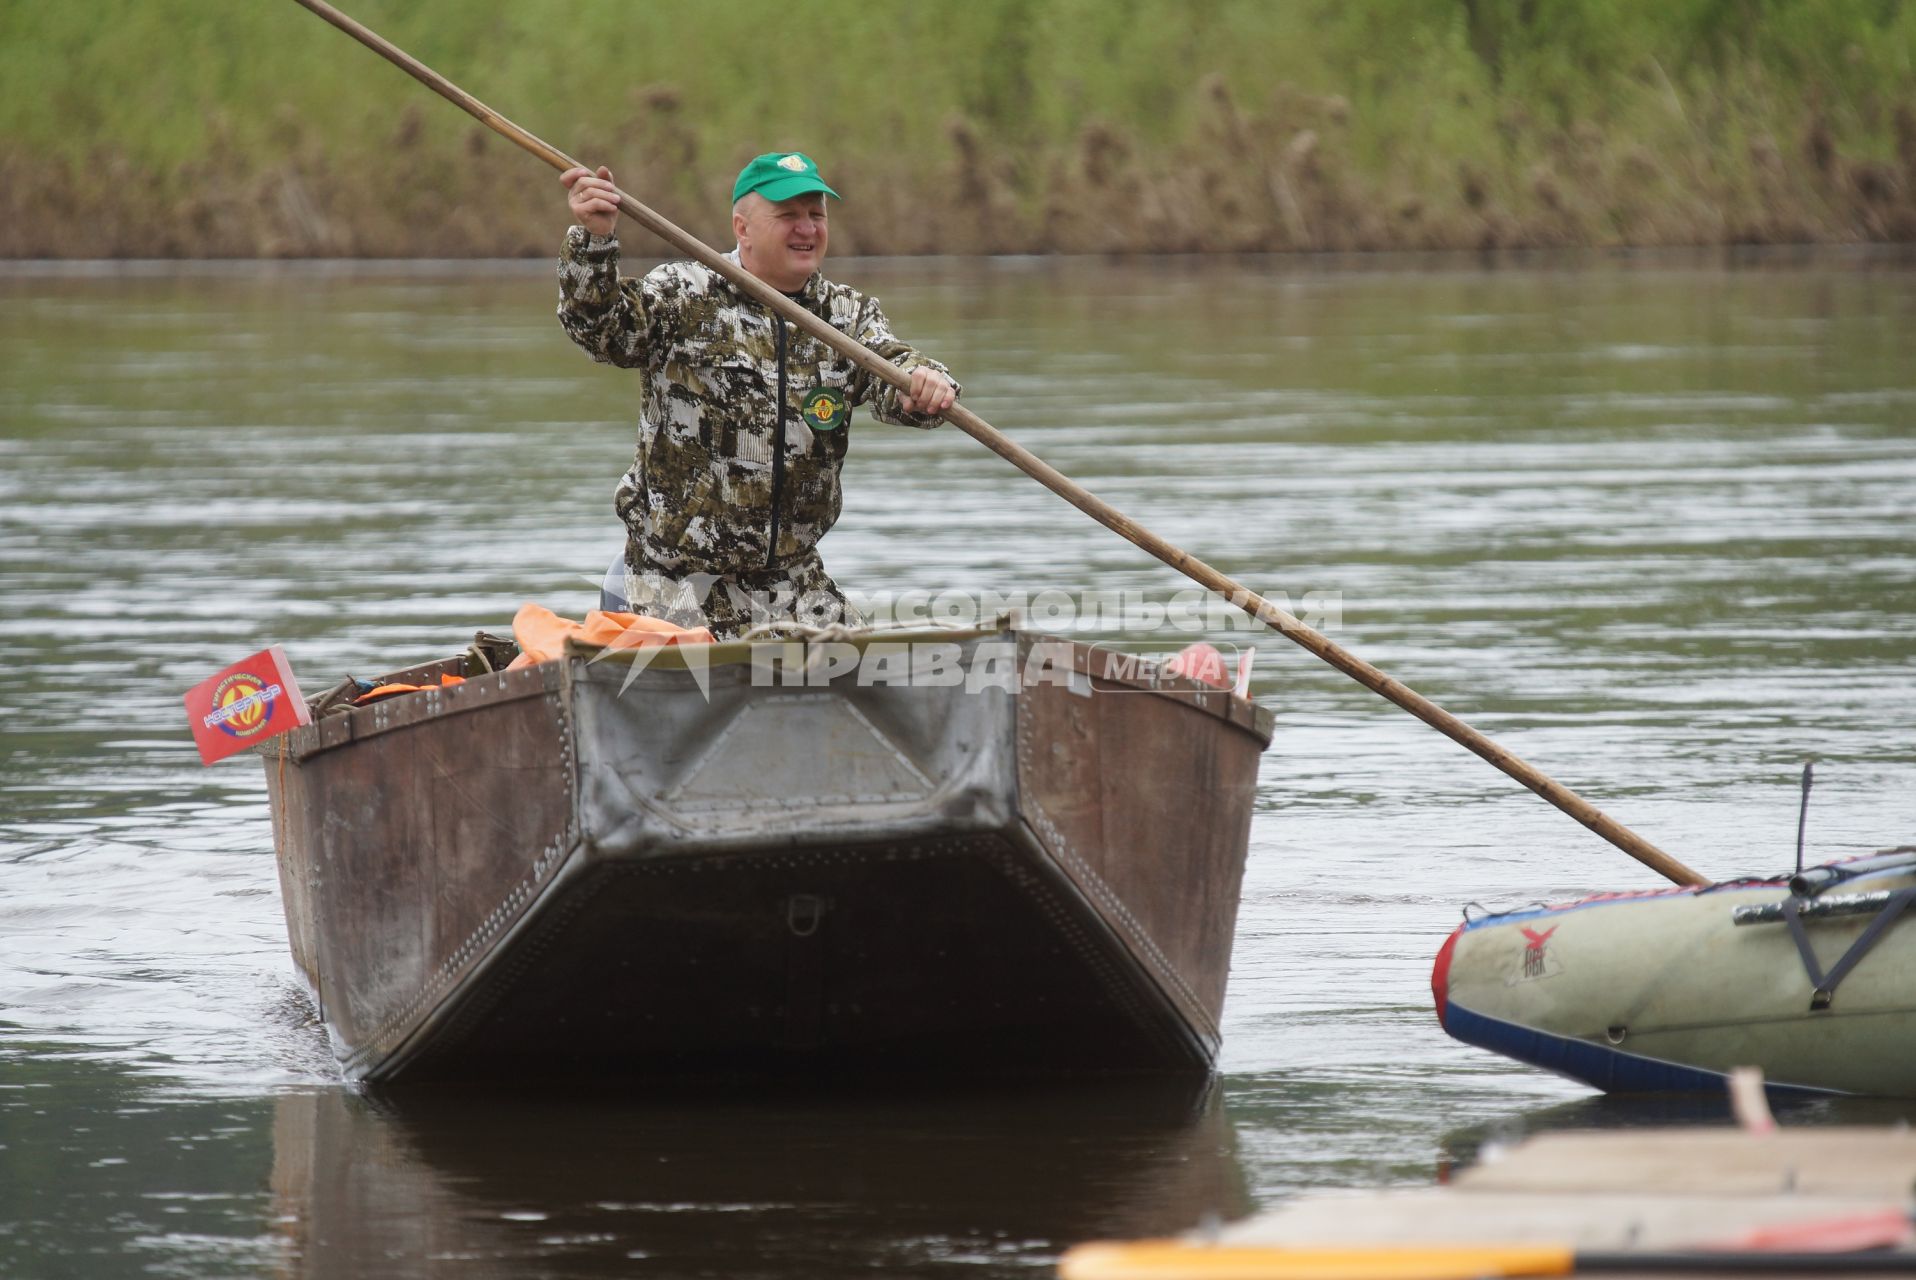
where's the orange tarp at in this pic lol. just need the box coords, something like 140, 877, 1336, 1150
506, 603, 715, 669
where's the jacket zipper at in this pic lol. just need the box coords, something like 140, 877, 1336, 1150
767, 315, 788, 570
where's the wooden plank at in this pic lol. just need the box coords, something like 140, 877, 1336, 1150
1456, 1128, 1916, 1197
1203, 1127, 1916, 1272
1216, 1187, 1907, 1251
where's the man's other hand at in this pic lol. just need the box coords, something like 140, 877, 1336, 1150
900, 366, 956, 416
562, 166, 620, 238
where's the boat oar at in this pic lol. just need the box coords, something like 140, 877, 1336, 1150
287, 0, 1708, 889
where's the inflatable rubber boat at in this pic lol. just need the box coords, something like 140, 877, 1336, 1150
1434, 847, 1916, 1096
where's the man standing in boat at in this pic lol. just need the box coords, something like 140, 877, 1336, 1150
556, 153, 959, 639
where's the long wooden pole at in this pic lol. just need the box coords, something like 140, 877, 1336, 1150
289, 0, 1708, 888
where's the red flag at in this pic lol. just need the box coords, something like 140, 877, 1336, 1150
182, 645, 312, 765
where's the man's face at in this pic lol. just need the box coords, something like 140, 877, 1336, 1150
734, 192, 829, 292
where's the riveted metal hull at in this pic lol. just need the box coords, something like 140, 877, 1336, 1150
263, 627, 1272, 1082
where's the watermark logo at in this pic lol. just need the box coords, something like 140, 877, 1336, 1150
1084, 639, 1249, 695
576, 570, 1339, 702
745, 636, 1098, 692
847, 585, 1340, 634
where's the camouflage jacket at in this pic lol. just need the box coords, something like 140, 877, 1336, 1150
556, 227, 956, 577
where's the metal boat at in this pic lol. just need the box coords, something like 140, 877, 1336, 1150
1433, 848, 1916, 1095
262, 622, 1272, 1082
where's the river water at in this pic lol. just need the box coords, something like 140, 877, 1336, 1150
2, 251, 1913, 1277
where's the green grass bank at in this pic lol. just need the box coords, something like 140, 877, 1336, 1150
4, 0, 1914, 257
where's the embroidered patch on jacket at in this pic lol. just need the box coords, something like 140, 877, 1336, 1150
800, 386, 850, 430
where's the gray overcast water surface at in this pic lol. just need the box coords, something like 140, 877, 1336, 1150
3, 252, 1915, 1277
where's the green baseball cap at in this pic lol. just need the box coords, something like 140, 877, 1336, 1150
732, 152, 840, 204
